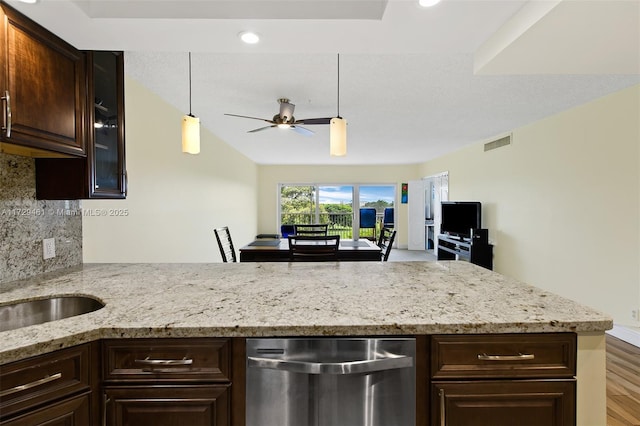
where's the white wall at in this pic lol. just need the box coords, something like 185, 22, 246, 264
256, 165, 422, 248
82, 77, 258, 262
420, 84, 640, 327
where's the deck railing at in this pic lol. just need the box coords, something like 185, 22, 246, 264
281, 212, 386, 240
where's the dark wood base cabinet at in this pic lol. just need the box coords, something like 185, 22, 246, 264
0, 344, 94, 425
432, 380, 576, 426
104, 385, 229, 426
0, 334, 578, 426
429, 333, 577, 426
0, 393, 90, 426
101, 338, 232, 426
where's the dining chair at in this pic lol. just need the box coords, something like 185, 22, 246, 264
288, 235, 340, 261
293, 224, 329, 236
378, 227, 397, 261
214, 226, 237, 262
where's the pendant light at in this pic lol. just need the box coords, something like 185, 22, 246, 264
182, 52, 200, 154
330, 53, 347, 157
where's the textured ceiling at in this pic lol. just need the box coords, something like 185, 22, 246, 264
8, 0, 640, 165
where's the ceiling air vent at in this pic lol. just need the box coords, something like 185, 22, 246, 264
484, 134, 511, 152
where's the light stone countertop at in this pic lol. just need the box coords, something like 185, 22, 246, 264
0, 261, 612, 365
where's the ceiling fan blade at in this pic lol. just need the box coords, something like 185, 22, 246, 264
294, 117, 332, 125
225, 113, 274, 124
248, 125, 277, 133
291, 125, 314, 136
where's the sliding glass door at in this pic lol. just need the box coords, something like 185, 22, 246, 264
280, 185, 317, 226
357, 185, 395, 241
279, 184, 395, 240
318, 185, 354, 238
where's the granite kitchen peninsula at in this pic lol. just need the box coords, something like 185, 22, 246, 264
0, 261, 612, 425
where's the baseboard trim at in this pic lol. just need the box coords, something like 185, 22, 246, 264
607, 324, 640, 348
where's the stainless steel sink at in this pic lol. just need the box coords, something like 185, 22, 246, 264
0, 296, 105, 332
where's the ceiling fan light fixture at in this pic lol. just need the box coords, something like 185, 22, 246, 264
330, 117, 347, 157
277, 123, 290, 129
239, 31, 260, 44
182, 52, 200, 155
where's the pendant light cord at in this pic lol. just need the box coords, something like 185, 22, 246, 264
337, 53, 341, 118
188, 52, 193, 116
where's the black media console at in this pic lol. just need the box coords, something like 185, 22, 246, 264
436, 230, 493, 270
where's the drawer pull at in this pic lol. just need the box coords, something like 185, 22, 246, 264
477, 353, 535, 361
134, 357, 193, 366
0, 372, 62, 397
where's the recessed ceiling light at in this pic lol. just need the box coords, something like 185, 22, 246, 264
419, 0, 441, 7
239, 31, 260, 44
17, 0, 38, 3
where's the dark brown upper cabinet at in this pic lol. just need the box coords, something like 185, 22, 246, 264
36, 51, 127, 199
0, 2, 86, 157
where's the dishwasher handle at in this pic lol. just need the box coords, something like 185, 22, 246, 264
247, 353, 413, 375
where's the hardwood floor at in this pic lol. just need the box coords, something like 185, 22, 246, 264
608, 335, 640, 425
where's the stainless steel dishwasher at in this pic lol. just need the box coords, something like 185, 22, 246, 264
246, 337, 416, 426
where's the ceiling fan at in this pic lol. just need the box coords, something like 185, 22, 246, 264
224, 98, 332, 136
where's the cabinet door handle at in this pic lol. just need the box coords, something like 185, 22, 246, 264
439, 388, 446, 426
134, 356, 193, 366
1, 90, 11, 138
0, 372, 62, 397
477, 353, 535, 361
103, 393, 111, 426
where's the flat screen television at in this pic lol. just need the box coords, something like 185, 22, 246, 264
440, 201, 481, 239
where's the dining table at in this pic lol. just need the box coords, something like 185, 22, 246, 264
239, 238, 382, 262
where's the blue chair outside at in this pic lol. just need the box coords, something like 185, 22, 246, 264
280, 225, 295, 238
359, 208, 377, 240
383, 207, 394, 228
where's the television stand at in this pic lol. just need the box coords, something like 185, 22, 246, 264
437, 232, 493, 270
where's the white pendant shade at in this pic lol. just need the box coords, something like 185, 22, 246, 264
330, 117, 347, 157
182, 114, 200, 154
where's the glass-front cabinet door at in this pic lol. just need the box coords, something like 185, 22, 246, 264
89, 51, 126, 198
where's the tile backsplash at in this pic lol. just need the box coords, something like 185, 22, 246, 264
0, 152, 82, 284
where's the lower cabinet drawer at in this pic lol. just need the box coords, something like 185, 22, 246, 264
432, 380, 576, 426
104, 385, 230, 426
431, 333, 576, 379
0, 392, 90, 426
0, 344, 90, 419
103, 338, 230, 382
